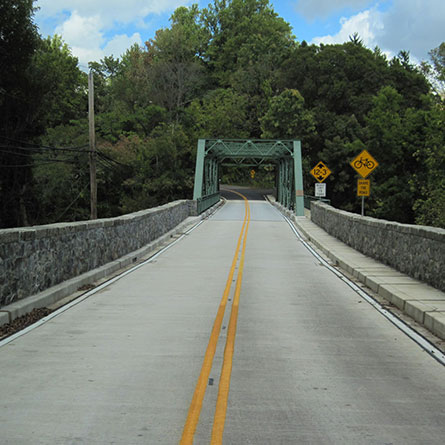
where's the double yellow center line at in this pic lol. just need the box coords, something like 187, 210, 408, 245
180, 191, 251, 445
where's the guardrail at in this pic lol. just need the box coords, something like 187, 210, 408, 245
304, 195, 331, 209
197, 192, 220, 214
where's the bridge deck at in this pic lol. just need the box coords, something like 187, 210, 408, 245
1, 197, 444, 444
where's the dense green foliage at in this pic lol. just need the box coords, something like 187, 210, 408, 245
0, 0, 444, 228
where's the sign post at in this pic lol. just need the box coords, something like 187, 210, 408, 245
357, 179, 370, 216
350, 150, 378, 216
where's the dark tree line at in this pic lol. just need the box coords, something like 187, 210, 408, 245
1, 0, 444, 228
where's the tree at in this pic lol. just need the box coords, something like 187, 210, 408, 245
1, 1, 440, 228
430, 43, 445, 82
147, 7, 208, 120
32, 35, 87, 128
365, 86, 430, 223
189, 88, 249, 138
388, 51, 430, 109
0, 0, 40, 227
421, 42, 445, 98
413, 102, 445, 228
260, 89, 315, 139
202, 0, 294, 135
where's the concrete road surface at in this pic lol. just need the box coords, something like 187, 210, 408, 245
1, 194, 444, 444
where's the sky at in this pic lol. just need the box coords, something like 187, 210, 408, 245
34, 0, 445, 69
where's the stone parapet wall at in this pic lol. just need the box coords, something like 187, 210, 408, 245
311, 202, 445, 292
0, 200, 197, 307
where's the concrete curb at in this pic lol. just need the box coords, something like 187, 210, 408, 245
269, 198, 445, 341
0, 199, 224, 327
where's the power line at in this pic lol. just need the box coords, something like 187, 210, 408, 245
96, 150, 132, 168
0, 135, 89, 152
1, 140, 131, 171
0, 148, 39, 157
0, 160, 80, 168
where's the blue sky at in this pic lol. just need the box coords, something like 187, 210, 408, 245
34, 0, 445, 68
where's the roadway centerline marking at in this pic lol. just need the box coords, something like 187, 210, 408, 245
211, 194, 250, 444
180, 191, 250, 444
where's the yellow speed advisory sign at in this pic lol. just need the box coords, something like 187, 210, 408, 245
310, 161, 332, 183
357, 179, 370, 196
350, 150, 378, 178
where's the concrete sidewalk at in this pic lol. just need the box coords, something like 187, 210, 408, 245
269, 197, 445, 343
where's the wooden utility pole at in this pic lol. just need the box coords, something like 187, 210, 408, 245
88, 70, 97, 219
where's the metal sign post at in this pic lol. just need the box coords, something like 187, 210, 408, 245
357, 179, 370, 215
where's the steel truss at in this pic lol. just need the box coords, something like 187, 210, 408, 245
193, 139, 304, 216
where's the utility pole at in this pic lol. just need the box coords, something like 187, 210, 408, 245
88, 70, 97, 219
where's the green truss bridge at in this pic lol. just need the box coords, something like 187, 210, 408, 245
192, 139, 304, 215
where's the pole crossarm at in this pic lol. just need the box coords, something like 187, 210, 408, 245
193, 139, 304, 216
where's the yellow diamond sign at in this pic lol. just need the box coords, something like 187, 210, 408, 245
350, 150, 379, 178
310, 161, 332, 183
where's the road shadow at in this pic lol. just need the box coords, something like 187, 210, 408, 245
220, 185, 274, 201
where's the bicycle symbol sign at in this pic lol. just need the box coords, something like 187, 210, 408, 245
350, 150, 379, 178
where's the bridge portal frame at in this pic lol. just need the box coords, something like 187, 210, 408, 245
193, 139, 304, 216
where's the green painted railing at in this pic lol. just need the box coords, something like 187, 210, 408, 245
304, 195, 331, 210
197, 192, 220, 214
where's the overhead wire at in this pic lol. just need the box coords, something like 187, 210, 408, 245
0, 143, 90, 153
0, 160, 81, 168
96, 150, 131, 168
1, 134, 132, 172
0, 135, 89, 152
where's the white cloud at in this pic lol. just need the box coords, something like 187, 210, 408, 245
311, 9, 383, 48
295, 0, 375, 20
379, 0, 445, 62
310, 0, 445, 62
103, 33, 143, 58
55, 11, 104, 49
36, 0, 189, 28
71, 46, 104, 68
54, 11, 143, 66
35, 0, 190, 66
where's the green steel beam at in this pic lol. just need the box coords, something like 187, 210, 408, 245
221, 163, 276, 167
293, 141, 304, 216
193, 139, 206, 200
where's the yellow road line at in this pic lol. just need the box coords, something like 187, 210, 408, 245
180, 191, 249, 445
211, 194, 250, 444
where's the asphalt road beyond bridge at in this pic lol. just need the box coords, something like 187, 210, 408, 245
0, 190, 444, 444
